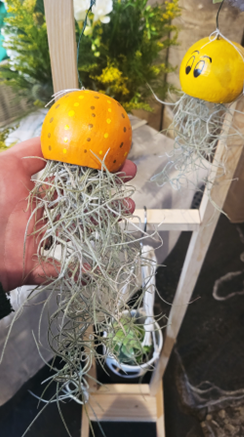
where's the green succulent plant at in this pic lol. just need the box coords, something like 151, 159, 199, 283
110, 315, 153, 365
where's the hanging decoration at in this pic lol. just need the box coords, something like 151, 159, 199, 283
179, 36, 244, 104
41, 90, 132, 171
0, 2, 164, 435
151, 0, 244, 192
1, 89, 162, 437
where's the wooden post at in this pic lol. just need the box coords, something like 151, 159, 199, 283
43, 0, 78, 93
149, 101, 244, 395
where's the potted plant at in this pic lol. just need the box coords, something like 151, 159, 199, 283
104, 309, 163, 379
104, 245, 163, 379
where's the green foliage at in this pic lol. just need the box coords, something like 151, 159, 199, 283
110, 315, 152, 365
0, 0, 180, 112
78, 0, 181, 111
0, 0, 52, 106
0, 124, 18, 151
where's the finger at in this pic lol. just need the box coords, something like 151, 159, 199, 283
25, 259, 90, 287
25, 258, 60, 286
11, 137, 46, 176
117, 160, 137, 183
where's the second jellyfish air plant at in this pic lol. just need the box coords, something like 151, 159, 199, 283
152, 1, 244, 190
16, 89, 153, 424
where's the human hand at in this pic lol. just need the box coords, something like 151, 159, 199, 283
0, 137, 137, 293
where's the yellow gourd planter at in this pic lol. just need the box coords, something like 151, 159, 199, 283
180, 37, 244, 104
152, 34, 244, 190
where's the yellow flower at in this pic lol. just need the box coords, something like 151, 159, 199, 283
135, 50, 142, 58
23, 0, 36, 10
157, 42, 164, 48
93, 64, 129, 96
151, 66, 160, 76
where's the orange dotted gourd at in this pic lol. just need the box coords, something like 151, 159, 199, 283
41, 90, 132, 172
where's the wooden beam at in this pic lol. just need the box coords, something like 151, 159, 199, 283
96, 383, 150, 395
81, 407, 90, 437
81, 383, 164, 435
83, 382, 164, 431
87, 392, 157, 422
130, 209, 201, 231
150, 101, 244, 395
43, 0, 78, 93
156, 381, 165, 437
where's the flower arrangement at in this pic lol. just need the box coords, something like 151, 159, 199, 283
0, 0, 180, 111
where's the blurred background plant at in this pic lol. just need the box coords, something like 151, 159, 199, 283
0, 0, 180, 112
0, 124, 18, 150
0, 0, 52, 107
0, 1, 7, 61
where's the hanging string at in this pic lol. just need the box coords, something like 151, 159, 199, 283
76, 0, 96, 88
199, 0, 244, 63
216, 0, 225, 31
199, 28, 244, 63
45, 88, 81, 107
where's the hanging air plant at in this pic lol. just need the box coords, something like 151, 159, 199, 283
24, 89, 140, 400
152, 2, 244, 191
2, 90, 162, 424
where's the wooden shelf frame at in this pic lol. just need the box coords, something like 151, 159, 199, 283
43, 1, 244, 435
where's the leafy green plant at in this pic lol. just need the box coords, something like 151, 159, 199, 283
110, 315, 153, 365
78, 0, 180, 111
0, 124, 18, 151
1, 0, 180, 112
0, 0, 52, 106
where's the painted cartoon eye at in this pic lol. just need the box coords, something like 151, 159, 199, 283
185, 56, 195, 75
194, 60, 205, 78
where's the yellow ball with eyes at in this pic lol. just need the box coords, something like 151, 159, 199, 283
179, 37, 244, 103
